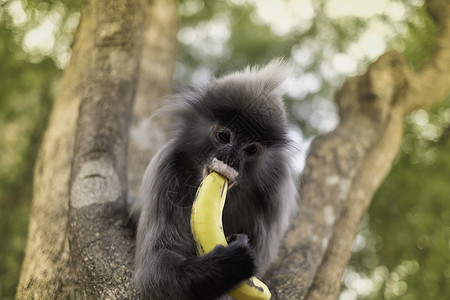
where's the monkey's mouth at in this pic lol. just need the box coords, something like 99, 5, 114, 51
203, 158, 238, 189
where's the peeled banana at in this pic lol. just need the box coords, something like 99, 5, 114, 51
190, 171, 271, 300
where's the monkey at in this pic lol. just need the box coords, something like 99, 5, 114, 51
130, 60, 298, 300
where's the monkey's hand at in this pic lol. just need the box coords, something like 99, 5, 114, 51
190, 172, 271, 300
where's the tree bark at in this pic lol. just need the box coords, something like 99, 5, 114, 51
67, 0, 145, 298
16, 0, 450, 299
16, 0, 178, 299
128, 0, 178, 197
264, 0, 450, 299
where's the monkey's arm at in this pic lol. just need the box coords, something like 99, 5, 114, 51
134, 235, 257, 300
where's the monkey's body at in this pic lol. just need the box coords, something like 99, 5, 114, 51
131, 61, 298, 300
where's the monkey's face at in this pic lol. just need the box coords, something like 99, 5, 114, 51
201, 124, 265, 188
180, 101, 289, 193
172, 81, 290, 191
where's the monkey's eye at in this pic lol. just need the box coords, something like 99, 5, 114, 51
217, 131, 231, 143
243, 143, 260, 155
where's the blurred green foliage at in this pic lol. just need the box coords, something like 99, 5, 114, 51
1, 0, 449, 299
345, 98, 450, 299
374, 111, 450, 299
343, 4, 450, 299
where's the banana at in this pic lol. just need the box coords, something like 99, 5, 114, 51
190, 171, 271, 300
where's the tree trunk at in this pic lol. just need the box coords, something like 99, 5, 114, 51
127, 0, 178, 197
16, 0, 177, 298
16, 0, 450, 299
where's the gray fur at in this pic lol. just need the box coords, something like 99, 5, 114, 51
131, 60, 298, 299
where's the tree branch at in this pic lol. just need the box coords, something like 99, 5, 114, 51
265, 51, 408, 298
406, 0, 450, 111
265, 0, 450, 298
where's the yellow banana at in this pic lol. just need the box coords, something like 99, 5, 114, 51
190, 171, 271, 300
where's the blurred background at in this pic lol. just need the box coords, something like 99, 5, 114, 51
1, 0, 449, 299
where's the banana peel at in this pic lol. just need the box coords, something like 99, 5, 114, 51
190, 171, 271, 300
